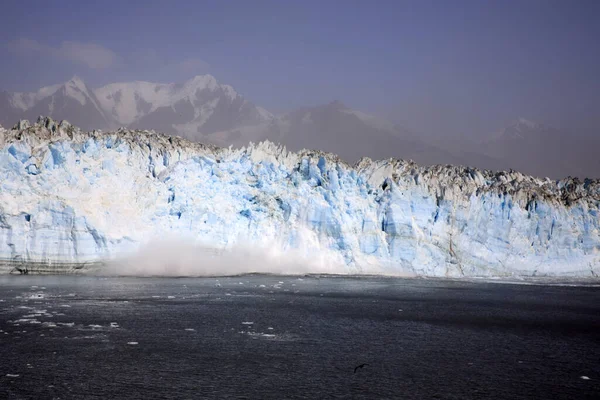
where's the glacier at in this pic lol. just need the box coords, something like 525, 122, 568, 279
0, 117, 599, 277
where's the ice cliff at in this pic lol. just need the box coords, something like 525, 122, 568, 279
1, 117, 599, 277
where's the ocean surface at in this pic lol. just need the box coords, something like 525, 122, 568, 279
0, 275, 599, 399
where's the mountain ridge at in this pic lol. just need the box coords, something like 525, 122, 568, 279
1, 76, 598, 179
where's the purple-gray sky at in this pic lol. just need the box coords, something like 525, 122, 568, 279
2, 0, 599, 137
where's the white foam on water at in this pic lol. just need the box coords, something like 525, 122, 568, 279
12, 319, 38, 324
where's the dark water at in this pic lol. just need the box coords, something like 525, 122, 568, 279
0, 275, 599, 399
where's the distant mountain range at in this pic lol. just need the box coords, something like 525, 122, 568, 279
0, 75, 597, 179
476, 118, 600, 179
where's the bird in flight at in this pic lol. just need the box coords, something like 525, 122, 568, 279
354, 363, 369, 373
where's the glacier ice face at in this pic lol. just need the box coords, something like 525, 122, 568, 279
0, 119, 599, 277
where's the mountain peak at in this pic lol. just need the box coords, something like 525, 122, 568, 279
500, 117, 547, 139
513, 117, 540, 130
65, 75, 87, 92
184, 74, 218, 91
485, 117, 558, 145
67, 75, 84, 84
328, 100, 348, 110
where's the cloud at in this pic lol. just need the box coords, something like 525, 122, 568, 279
7, 39, 211, 82
130, 48, 161, 65
10, 38, 46, 53
129, 50, 210, 80
8, 38, 119, 69
60, 41, 119, 69
175, 57, 210, 75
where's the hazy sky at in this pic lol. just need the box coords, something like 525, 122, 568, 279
1, 0, 599, 137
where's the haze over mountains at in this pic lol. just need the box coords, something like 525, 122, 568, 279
0, 75, 597, 179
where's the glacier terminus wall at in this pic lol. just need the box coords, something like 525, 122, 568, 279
1, 118, 599, 277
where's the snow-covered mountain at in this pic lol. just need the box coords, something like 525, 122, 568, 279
95, 75, 274, 141
0, 77, 112, 131
1, 118, 598, 277
277, 100, 466, 166
478, 118, 600, 179
2, 78, 598, 178
0, 91, 23, 129
0, 75, 275, 141
0, 76, 461, 167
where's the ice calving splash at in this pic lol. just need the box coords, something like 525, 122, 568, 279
100, 227, 405, 277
